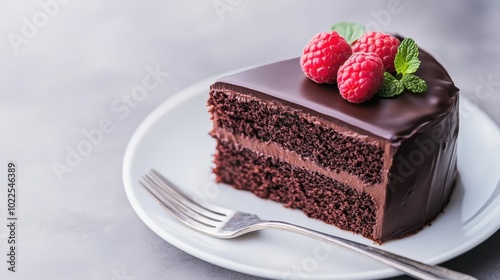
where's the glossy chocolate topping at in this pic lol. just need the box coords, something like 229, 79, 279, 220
213, 50, 458, 142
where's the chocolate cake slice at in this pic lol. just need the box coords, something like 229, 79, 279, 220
207, 49, 459, 243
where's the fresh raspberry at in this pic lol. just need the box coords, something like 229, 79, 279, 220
352, 31, 399, 73
300, 31, 352, 84
337, 52, 385, 103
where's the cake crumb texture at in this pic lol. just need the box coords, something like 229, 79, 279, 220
213, 139, 377, 240
209, 91, 384, 185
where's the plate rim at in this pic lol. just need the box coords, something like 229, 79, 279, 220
123, 70, 500, 280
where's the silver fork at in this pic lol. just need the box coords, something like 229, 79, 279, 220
140, 169, 476, 280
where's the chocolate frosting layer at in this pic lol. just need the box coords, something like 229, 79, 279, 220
213, 50, 459, 142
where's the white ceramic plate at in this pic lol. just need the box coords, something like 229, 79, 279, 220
123, 73, 500, 280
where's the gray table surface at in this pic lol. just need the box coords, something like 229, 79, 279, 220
1, 0, 499, 279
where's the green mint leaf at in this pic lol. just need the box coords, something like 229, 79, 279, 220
378, 72, 405, 98
401, 74, 428, 93
331, 22, 365, 44
394, 38, 420, 75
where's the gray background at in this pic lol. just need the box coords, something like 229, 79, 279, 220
0, 0, 499, 279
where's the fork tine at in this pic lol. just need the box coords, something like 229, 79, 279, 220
139, 180, 198, 227
149, 169, 231, 216
142, 175, 222, 224
140, 178, 218, 229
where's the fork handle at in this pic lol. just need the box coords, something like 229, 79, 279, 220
262, 221, 476, 280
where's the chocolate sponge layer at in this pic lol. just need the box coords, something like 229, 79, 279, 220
208, 90, 384, 184
213, 139, 377, 239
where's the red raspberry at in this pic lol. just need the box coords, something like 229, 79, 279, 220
352, 31, 399, 73
300, 31, 352, 84
337, 52, 385, 104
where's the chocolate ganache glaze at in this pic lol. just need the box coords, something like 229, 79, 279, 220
210, 47, 459, 242
214, 51, 458, 142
